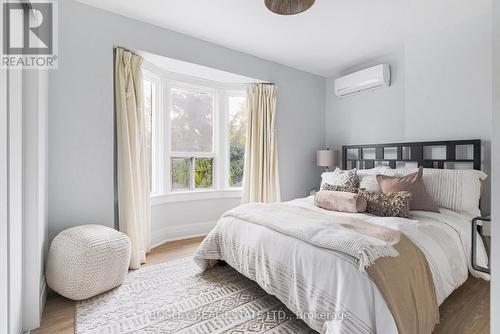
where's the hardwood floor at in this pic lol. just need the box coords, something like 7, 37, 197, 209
32, 237, 204, 334
434, 276, 490, 334
33, 236, 489, 334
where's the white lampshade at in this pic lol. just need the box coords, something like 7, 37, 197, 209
316, 149, 340, 167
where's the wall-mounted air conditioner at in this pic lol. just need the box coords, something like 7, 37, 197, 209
334, 64, 391, 97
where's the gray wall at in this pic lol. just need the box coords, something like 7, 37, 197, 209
325, 47, 406, 146
325, 10, 492, 213
151, 198, 241, 246
48, 0, 325, 242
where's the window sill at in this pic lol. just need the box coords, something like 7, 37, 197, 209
151, 189, 242, 206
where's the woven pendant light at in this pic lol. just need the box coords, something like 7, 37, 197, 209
265, 0, 316, 15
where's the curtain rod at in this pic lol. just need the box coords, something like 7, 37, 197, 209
113, 45, 141, 57
245, 82, 275, 85
259, 82, 275, 85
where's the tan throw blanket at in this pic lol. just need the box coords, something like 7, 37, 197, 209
368, 234, 439, 334
222, 203, 439, 334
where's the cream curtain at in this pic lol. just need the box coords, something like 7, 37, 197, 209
242, 84, 281, 203
114, 47, 151, 269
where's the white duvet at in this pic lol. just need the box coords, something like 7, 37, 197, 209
194, 196, 489, 334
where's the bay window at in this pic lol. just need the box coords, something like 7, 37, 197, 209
144, 65, 247, 202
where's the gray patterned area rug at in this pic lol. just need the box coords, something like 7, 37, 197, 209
76, 258, 316, 333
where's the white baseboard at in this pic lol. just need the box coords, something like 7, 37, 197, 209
151, 221, 217, 248
23, 278, 47, 333
39, 277, 47, 319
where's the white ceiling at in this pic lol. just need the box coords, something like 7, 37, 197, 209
76, 0, 490, 77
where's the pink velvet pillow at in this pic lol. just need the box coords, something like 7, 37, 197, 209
376, 167, 439, 213
314, 190, 367, 213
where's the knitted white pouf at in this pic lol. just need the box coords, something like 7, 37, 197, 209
46, 224, 131, 300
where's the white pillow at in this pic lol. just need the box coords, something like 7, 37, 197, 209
358, 166, 392, 175
320, 168, 341, 188
391, 168, 487, 215
358, 174, 381, 192
321, 167, 391, 191
358, 167, 393, 192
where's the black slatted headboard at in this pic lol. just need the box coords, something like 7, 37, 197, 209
342, 139, 481, 171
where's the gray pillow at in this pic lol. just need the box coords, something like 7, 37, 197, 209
334, 169, 360, 188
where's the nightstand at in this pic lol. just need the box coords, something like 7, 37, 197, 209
471, 216, 491, 274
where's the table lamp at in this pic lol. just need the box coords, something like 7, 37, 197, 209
316, 149, 339, 172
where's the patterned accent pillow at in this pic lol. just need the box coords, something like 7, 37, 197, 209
321, 183, 359, 193
334, 169, 360, 188
358, 190, 413, 218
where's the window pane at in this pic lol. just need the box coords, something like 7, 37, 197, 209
143, 79, 153, 192
171, 158, 191, 191
228, 96, 247, 187
170, 88, 213, 152
195, 158, 213, 189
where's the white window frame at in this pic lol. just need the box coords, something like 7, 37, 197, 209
223, 90, 248, 189
143, 71, 162, 194
143, 62, 247, 204
168, 81, 217, 193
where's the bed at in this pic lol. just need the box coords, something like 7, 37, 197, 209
194, 140, 490, 334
